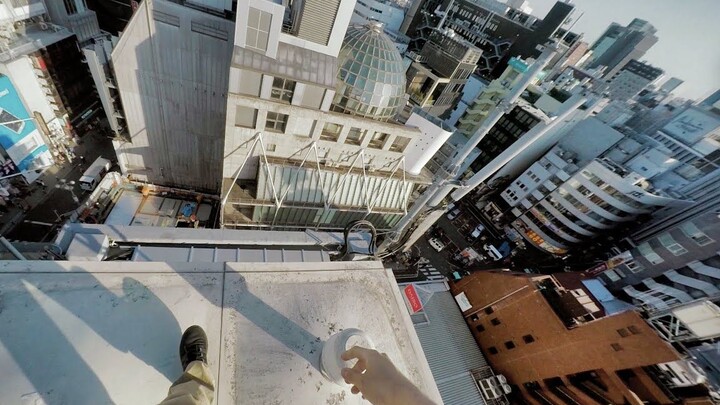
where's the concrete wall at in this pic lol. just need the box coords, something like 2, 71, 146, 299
112, 0, 234, 192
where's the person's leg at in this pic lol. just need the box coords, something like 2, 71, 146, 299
159, 361, 214, 405
159, 325, 214, 405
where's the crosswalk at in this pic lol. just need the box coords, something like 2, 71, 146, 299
418, 262, 445, 282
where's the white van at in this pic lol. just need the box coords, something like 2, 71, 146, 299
79, 157, 111, 191
483, 244, 503, 261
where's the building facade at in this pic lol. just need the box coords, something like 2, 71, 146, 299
221, 3, 451, 231
607, 59, 663, 102
456, 56, 530, 137
451, 270, 696, 404
405, 29, 482, 118
586, 18, 658, 79
112, 0, 235, 192
499, 118, 689, 255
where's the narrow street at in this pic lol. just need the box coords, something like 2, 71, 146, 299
2, 131, 116, 242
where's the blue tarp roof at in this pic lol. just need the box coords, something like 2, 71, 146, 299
581, 279, 635, 315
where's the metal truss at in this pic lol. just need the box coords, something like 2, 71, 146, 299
221, 132, 412, 226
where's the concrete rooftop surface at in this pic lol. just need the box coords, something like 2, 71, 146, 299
0, 260, 442, 404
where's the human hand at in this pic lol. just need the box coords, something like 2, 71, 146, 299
340, 346, 436, 405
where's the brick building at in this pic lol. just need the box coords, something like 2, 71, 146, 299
450, 270, 699, 404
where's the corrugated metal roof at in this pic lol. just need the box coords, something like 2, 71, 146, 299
257, 161, 412, 212
415, 291, 488, 405
232, 42, 338, 88
131, 245, 330, 262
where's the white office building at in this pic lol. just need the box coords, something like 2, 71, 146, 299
222, 7, 452, 231
500, 118, 689, 255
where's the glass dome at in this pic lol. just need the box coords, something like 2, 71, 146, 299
331, 22, 407, 122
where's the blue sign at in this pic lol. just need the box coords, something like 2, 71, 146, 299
0, 75, 37, 150
0, 74, 48, 171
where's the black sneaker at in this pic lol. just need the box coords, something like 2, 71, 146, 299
179, 325, 208, 370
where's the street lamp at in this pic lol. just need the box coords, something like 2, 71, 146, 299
55, 179, 79, 204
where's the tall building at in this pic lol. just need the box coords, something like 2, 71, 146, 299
44, 0, 128, 140
221, 5, 452, 231
112, 0, 235, 192
468, 102, 548, 174
607, 59, 663, 102
586, 18, 658, 79
405, 29, 482, 118
402, 0, 574, 80
498, 118, 689, 255
456, 57, 532, 137
450, 270, 712, 404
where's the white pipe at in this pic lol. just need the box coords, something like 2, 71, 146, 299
0, 237, 26, 260
451, 94, 586, 201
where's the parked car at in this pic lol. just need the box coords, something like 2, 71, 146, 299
470, 224, 485, 239
428, 237, 446, 252
447, 208, 461, 220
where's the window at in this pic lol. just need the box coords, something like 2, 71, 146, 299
490, 318, 501, 326
680, 222, 714, 246
246, 7, 272, 52
637, 242, 664, 265
611, 343, 623, 351
624, 258, 644, 273
476, 324, 485, 332
470, 314, 479, 322
389, 136, 410, 153
617, 328, 630, 337
628, 325, 641, 335
345, 127, 364, 146
368, 132, 389, 149
320, 122, 342, 142
235, 106, 257, 128
64, 0, 78, 15
270, 77, 296, 103
504, 341, 516, 350
265, 112, 288, 133
487, 346, 499, 355
484, 307, 494, 315
266, 143, 276, 152
522, 334, 535, 344
658, 233, 688, 256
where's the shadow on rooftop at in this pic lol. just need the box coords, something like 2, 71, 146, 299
0, 267, 182, 404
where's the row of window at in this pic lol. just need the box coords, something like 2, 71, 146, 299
634, 222, 714, 266
580, 170, 645, 210
235, 106, 411, 152
485, 334, 535, 355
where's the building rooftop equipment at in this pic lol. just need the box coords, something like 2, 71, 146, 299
0, 225, 442, 404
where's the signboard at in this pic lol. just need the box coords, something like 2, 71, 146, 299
0, 75, 48, 173
584, 251, 633, 277
454, 292, 472, 312
404, 284, 423, 314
